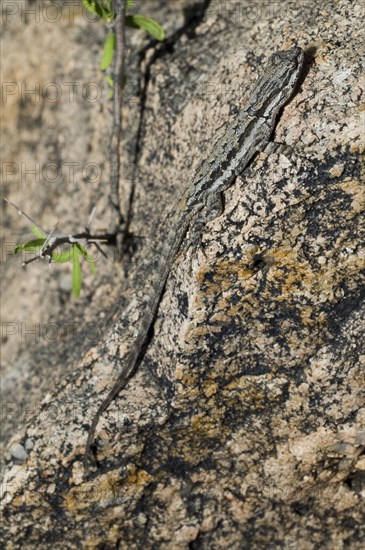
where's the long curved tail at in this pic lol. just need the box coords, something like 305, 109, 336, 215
84, 213, 191, 470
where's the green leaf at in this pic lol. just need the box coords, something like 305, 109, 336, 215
14, 239, 45, 254
105, 75, 114, 87
31, 225, 46, 238
99, 0, 113, 20
85, 251, 97, 277
126, 14, 165, 41
84, 251, 97, 276
81, 0, 99, 16
126, 0, 134, 11
75, 243, 88, 258
100, 32, 115, 71
81, 0, 113, 20
89, 260, 97, 277
51, 248, 74, 264
75, 244, 97, 276
72, 245, 82, 299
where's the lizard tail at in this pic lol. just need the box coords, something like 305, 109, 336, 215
84, 214, 191, 471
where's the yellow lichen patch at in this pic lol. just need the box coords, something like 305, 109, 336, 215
123, 468, 153, 491
9, 495, 26, 508
65, 471, 121, 512
190, 412, 224, 439
269, 255, 316, 299
202, 380, 219, 398
64, 467, 152, 513
225, 374, 268, 391
339, 178, 365, 213
195, 260, 255, 293
184, 210, 363, 348
175, 373, 201, 403
222, 377, 267, 411
192, 259, 261, 316
214, 260, 257, 284
176, 370, 199, 387
264, 245, 361, 311
299, 306, 328, 327
161, 411, 228, 465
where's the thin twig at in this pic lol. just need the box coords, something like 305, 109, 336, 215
109, 0, 126, 217
1, 195, 48, 235
3, 195, 117, 265
21, 232, 116, 266
39, 232, 116, 256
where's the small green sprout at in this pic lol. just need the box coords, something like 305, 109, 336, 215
81, 0, 165, 74
3, 197, 112, 299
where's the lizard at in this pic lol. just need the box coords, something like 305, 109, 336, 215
84, 45, 305, 468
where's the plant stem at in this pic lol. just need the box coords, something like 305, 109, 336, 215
109, 0, 126, 218
24, 232, 117, 265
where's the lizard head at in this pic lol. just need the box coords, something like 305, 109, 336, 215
247, 46, 305, 120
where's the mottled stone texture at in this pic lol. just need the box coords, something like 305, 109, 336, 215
1, 0, 364, 548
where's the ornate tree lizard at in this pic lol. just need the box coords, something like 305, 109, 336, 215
85, 46, 305, 468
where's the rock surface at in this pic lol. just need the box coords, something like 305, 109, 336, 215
1, 0, 364, 548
